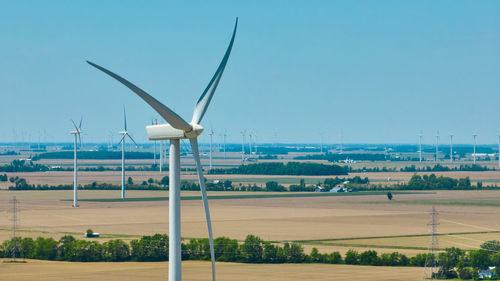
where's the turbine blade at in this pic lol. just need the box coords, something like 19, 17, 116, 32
117, 134, 126, 146
127, 133, 138, 147
71, 119, 79, 132
123, 105, 127, 131
189, 137, 216, 281
79, 116, 83, 130
191, 18, 238, 125
87, 61, 192, 132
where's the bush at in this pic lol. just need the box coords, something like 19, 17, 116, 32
103, 239, 130, 261
345, 249, 360, 265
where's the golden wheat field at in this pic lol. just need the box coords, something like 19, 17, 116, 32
1, 189, 500, 251
1, 186, 500, 280
0, 259, 424, 281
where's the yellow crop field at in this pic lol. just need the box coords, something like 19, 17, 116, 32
1, 189, 500, 280
0, 259, 423, 281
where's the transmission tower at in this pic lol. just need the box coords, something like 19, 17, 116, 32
9, 196, 20, 261
424, 206, 440, 280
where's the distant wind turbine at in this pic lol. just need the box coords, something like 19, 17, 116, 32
87, 18, 237, 281
223, 130, 227, 159
473, 132, 478, 164
418, 131, 423, 162
435, 131, 439, 162
449, 133, 454, 163
208, 128, 214, 169
70, 117, 82, 207
248, 132, 253, 158
119, 107, 138, 199
241, 130, 246, 162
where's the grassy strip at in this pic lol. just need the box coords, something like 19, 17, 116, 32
354, 198, 500, 207
66, 191, 431, 202
309, 242, 431, 251
293, 230, 500, 244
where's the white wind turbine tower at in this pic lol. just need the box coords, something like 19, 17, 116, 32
119, 107, 138, 199
449, 133, 454, 163
208, 128, 214, 170
418, 131, 423, 162
241, 130, 246, 162
70, 118, 82, 208
254, 133, 258, 155
473, 132, 478, 164
223, 130, 227, 159
248, 132, 253, 158
88, 18, 237, 281
435, 131, 439, 162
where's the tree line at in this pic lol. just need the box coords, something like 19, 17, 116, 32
0, 233, 439, 268
209, 162, 348, 176
398, 174, 472, 190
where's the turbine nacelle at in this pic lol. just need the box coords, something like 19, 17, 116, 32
146, 123, 203, 140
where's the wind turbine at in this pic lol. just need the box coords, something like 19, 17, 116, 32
248, 131, 253, 158
340, 130, 343, 154
119, 107, 138, 199
473, 132, 478, 164
223, 130, 227, 159
87, 18, 237, 281
241, 130, 246, 162
70, 117, 82, 208
254, 133, 258, 155
435, 131, 439, 162
418, 131, 423, 162
208, 128, 214, 169
449, 133, 454, 163
320, 133, 324, 154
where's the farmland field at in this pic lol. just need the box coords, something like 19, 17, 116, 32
1, 175, 500, 280
1, 189, 500, 251
0, 259, 424, 281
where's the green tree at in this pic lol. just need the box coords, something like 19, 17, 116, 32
103, 239, 130, 261
223, 180, 232, 189
214, 237, 239, 262
285, 243, 305, 263
265, 181, 286, 192
387, 192, 393, 200
160, 176, 169, 186
344, 249, 360, 265
241, 235, 264, 263
327, 251, 342, 264
480, 240, 500, 254
469, 249, 490, 270
359, 250, 379, 265
127, 177, 134, 185
33, 237, 58, 260
130, 234, 168, 261
262, 242, 285, 263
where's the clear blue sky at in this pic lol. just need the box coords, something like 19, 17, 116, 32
0, 1, 499, 145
